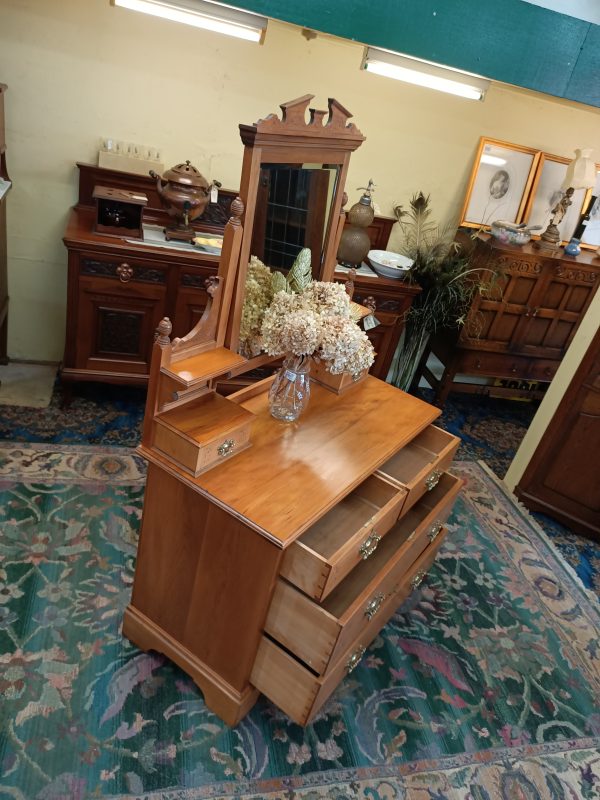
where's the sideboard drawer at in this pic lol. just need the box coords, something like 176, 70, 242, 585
527, 358, 559, 382
376, 424, 459, 511
457, 350, 531, 380
78, 251, 168, 286
280, 474, 407, 601
252, 532, 447, 726
266, 473, 461, 675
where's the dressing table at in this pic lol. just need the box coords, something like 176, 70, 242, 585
0, 83, 10, 365
123, 96, 461, 726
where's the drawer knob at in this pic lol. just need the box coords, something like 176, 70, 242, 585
217, 439, 235, 457
428, 521, 443, 542
425, 470, 442, 491
116, 263, 134, 283
511, 364, 517, 374
364, 592, 385, 620
346, 645, 366, 673
411, 570, 427, 590
359, 532, 381, 560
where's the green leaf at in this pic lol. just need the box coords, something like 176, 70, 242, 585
271, 270, 288, 295
287, 248, 312, 293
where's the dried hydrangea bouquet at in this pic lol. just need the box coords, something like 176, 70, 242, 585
249, 250, 375, 422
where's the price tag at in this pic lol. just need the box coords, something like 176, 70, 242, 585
210, 185, 218, 204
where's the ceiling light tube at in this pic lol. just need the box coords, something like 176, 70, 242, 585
111, 0, 267, 42
362, 47, 489, 101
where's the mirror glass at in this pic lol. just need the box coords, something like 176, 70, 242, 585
250, 163, 339, 273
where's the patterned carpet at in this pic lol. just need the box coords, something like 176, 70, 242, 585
0, 445, 598, 800
1, 379, 598, 593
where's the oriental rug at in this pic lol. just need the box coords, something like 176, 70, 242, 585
0, 443, 599, 800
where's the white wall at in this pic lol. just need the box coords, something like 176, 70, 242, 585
1, 0, 599, 360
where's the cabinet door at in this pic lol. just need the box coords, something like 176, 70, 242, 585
460, 253, 542, 353
516, 262, 599, 359
517, 327, 600, 537
75, 256, 166, 377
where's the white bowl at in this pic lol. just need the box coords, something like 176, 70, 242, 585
367, 250, 413, 279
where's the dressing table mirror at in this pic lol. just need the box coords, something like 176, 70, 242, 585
226, 94, 365, 356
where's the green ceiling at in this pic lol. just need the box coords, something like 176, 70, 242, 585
232, 0, 600, 108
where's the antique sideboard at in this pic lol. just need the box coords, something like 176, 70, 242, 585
420, 234, 600, 404
62, 164, 417, 385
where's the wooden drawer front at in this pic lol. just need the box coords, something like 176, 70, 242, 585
266, 473, 460, 675
252, 532, 447, 726
376, 424, 459, 512
79, 253, 167, 286
280, 474, 406, 602
456, 350, 531, 380
154, 422, 252, 476
527, 358, 559, 382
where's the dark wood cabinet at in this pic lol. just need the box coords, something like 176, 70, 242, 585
423, 235, 600, 403
0, 83, 9, 365
516, 326, 600, 539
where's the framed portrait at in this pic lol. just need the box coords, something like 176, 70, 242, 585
523, 153, 590, 245
459, 138, 540, 229
580, 164, 600, 249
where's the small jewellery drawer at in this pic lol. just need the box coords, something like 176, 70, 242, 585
265, 473, 461, 676
376, 424, 459, 512
252, 532, 448, 726
279, 474, 407, 601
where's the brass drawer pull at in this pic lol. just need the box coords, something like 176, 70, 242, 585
346, 645, 366, 673
359, 532, 381, 560
116, 263, 134, 283
217, 439, 235, 457
428, 521, 443, 542
411, 570, 427, 590
364, 592, 385, 620
425, 470, 442, 491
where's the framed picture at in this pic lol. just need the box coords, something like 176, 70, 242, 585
523, 153, 590, 245
580, 164, 600, 249
460, 138, 540, 229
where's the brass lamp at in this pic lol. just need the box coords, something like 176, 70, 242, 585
538, 148, 596, 248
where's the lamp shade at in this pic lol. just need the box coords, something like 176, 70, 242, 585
562, 148, 596, 190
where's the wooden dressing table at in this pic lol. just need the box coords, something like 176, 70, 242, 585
123, 96, 461, 725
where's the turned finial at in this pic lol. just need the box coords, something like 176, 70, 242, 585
344, 268, 357, 298
155, 317, 172, 345
229, 196, 244, 225
204, 275, 221, 297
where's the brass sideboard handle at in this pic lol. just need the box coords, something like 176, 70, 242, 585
117, 263, 133, 283
346, 645, 366, 673
411, 570, 426, 590
217, 439, 235, 457
364, 592, 385, 620
428, 521, 443, 542
359, 532, 381, 560
425, 470, 442, 491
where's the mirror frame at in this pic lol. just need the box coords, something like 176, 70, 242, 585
225, 95, 365, 353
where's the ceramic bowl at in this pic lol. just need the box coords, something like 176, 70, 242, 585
490, 220, 532, 246
367, 250, 413, 279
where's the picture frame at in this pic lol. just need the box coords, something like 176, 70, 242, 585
459, 138, 540, 229
579, 164, 600, 249
523, 152, 591, 245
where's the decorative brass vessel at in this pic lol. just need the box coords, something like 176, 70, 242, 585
150, 160, 219, 242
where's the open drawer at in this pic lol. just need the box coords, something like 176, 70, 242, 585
266, 472, 461, 675
376, 424, 459, 512
279, 474, 407, 602
252, 531, 448, 726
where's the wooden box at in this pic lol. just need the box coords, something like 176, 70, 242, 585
93, 185, 147, 239
153, 392, 254, 477
311, 359, 368, 394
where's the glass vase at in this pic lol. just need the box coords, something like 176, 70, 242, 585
269, 355, 311, 422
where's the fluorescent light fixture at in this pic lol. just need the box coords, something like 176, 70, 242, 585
481, 154, 507, 166
362, 47, 489, 101
111, 0, 267, 42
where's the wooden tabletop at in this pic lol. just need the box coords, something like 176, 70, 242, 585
142, 376, 440, 546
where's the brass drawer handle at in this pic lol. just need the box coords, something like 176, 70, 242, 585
359, 532, 381, 560
116, 263, 134, 283
425, 470, 442, 491
428, 521, 443, 542
411, 570, 427, 590
217, 439, 235, 457
364, 592, 385, 620
346, 645, 366, 673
